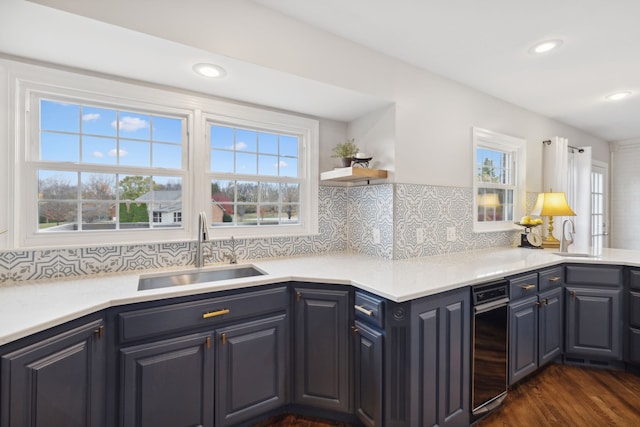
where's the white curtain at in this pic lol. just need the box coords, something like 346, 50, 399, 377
542, 137, 592, 249
572, 147, 592, 251
542, 137, 569, 241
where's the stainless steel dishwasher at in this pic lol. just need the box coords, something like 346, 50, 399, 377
471, 279, 509, 421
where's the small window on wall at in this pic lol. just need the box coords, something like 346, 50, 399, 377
473, 127, 526, 232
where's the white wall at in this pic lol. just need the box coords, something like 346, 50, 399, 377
610, 139, 640, 249
41, 0, 610, 191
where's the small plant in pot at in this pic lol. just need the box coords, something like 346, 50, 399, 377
331, 139, 359, 167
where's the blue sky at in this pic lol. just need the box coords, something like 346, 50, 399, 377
40, 100, 299, 180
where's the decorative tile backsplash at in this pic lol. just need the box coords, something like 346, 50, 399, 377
0, 184, 531, 283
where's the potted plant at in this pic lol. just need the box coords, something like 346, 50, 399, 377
331, 138, 359, 167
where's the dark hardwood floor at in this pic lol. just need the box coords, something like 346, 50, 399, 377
476, 363, 640, 426
258, 364, 640, 426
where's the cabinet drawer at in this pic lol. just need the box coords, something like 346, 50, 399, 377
119, 286, 288, 343
565, 265, 623, 287
631, 291, 640, 328
509, 273, 538, 300
538, 267, 563, 292
354, 291, 384, 329
630, 269, 640, 290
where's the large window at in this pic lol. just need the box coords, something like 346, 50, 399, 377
33, 97, 185, 235
12, 70, 318, 248
473, 127, 526, 232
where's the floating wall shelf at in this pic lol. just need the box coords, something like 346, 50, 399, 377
320, 167, 388, 183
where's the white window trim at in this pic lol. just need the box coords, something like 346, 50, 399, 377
7, 60, 318, 249
472, 127, 526, 233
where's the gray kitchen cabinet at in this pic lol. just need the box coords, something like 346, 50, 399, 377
120, 332, 214, 427
293, 285, 352, 413
410, 287, 470, 427
215, 314, 288, 427
1, 318, 106, 427
508, 268, 564, 385
538, 287, 563, 366
627, 269, 640, 364
352, 288, 386, 427
116, 285, 289, 427
565, 265, 623, 360
509, 295, 538, 384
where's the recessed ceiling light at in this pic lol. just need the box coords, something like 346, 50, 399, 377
192, 63, 226, 78
606, 91, 632, 101
529, 39, 563, 54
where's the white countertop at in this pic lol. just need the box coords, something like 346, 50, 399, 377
1, 246, 639, 346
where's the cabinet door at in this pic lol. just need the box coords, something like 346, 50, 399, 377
630, 328, 640, 364
216, 315, 288, 427
538, 288, 563, 367
354, 321, 383, 427
509, 296, 538, 385
565, 287, 622, 359
412, 289, 470, 427
1, 319, 105, 427
294, 287, 351, 413
120, 332, 214, 427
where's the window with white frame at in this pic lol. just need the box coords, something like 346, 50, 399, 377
473, 127, 526, 232
202, 111, 318, 240
13, 69, 318, 248
31, 96, 186, 236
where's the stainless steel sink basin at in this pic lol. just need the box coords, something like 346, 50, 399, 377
138, 265, 266, 291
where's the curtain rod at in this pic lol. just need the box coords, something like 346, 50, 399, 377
542, 140, 584, 153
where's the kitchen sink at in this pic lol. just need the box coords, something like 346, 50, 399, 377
138, 265, 266, 291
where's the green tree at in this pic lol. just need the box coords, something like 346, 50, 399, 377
119, 176, 151, 223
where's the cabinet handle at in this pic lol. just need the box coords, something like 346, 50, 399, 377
570, 290, 577, 298
548, 276, 561, 282
535, 300, 543, 308
221, 333, 227, 345
351, 326, 359, 335
354, 305, 374, 316
93, 325, 104, 340
202, 308, 230, 319
296, 291, 302, 303
519, 284, 536, 291
206, 337, 211, 349
544, 298, 549, 305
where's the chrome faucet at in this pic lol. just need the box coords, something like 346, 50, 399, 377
195, 211, 209, 267
559, 219, 575, 253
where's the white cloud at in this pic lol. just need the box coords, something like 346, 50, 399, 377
83, 113, 100, 122
92, 151, 104, 158
111, 116, 149, 132
108, 149, 128, 157
274, 160, 288, 168
228, 142, 248, 150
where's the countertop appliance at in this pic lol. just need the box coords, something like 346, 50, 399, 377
471, 279, 509, 421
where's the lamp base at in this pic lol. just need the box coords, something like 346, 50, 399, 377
542, 236, 560, 249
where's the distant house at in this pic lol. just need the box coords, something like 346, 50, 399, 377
135, 190, 232, 226
135, 190, 182, 225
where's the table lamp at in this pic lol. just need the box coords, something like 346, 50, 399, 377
530, 191, 576, 248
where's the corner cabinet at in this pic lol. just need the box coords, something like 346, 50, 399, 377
565, 265, 624, 361
293, 285, 352, 414
1, 317, 106, 427
410, 287, 470, 427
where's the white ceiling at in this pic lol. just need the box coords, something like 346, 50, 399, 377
254, 0, 640, 142
2, 0, 640, 141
